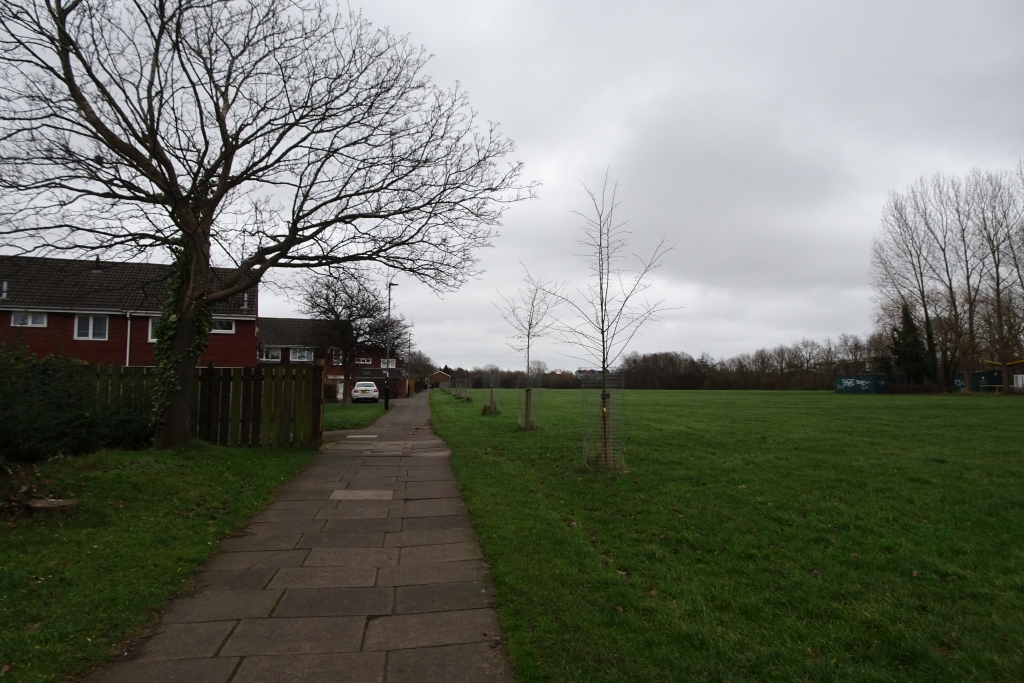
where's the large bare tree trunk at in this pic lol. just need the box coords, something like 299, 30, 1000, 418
154, 310, 203, 448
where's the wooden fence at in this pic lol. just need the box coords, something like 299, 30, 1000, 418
90, 363, 324, 448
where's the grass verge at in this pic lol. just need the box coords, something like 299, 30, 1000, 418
322, 401, 387, 431
431, 389, 1024, 682
0, 442, 313, 682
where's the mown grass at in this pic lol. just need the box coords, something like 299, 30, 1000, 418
0, 443, 313, 682
322, 400, 386, 431
431, 389, 1024, 682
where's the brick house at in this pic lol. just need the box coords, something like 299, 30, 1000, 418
429, 370, 451, 388
257, 317, 408, 398
0, 255, 257, 367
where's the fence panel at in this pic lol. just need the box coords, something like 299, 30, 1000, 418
184, 362, 322, 448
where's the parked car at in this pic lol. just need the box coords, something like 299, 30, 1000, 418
351, 381, 380, 403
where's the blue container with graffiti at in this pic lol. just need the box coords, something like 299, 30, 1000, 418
834, 375, 890, 394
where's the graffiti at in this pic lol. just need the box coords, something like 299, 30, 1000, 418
835, 375, 887, 394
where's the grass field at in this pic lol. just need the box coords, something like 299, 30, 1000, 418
322, 400, 386, 431
0, 443, 313, 683
431, 389, 1024, 682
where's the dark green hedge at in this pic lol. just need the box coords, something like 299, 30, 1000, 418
0, 344, 152, 467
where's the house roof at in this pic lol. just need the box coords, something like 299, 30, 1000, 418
430, 370, 451, 378
0, 255, 255, 317
257, 317, 329, 347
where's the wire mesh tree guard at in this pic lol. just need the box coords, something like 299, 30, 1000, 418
482, 374, 500, 415
577, 369, 625, 468
452, 378, 471, 401
519, 369, 542, 429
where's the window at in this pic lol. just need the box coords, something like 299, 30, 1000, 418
290, 348, 314, 362
355, 357, 372, 365
332, 348, 343, 365
11, 312, 46, 327
148, 317, 161, 342
212, 319, 235, 333
260, 347, 281, 362
75, 315, 108, 340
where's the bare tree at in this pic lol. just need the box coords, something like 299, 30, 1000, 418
297, 268, 408, 404
0, 0, 530, 446
494, 265, 560, 428
550, 172, 672, 465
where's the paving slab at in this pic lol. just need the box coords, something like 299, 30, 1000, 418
321, 518, 403, 534
85, 657, 239, 683
330, 489, 394, 500
399, 541, 484, 565
86, 391, 512, 682
384, 527, 477, 547
303, 547, 399, 567
220, 531, 301, 552
387, 643, 514, 683
401, 514, 474, 531
250, 508, 321, 522
265, 499, 340, 510
362, 608, 501, 651
134, 621, 237, 660
205, 549, 309, 571
295, 532, 384, 548
219, 616, 365, 655
195, 569, 278, 592
244, 520, 327, 534
273, 587, 395, 617
162, 590, 282, 623
267, 566, 377, 589
231, 652, 385, 683
395, 581, 495, 614
377, 560, 488, 587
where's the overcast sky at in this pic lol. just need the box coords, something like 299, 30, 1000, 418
261, 0, 1024, 371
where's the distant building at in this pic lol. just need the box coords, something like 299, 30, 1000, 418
0, 255, 257, 367
429, 370, 451, 388
256, 317, 408, 398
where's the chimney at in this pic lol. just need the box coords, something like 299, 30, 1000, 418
92, 255, 101, 272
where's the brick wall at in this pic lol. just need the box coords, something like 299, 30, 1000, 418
0, 311, 257, 367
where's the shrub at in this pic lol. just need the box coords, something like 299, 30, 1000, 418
0, 344, 152, 467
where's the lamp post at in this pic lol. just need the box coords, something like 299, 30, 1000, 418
384, 280, 398, 410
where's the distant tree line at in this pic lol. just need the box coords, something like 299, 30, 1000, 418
871, 165, 1024, 391
438, 333, 894, 391
619, 333, 892, 390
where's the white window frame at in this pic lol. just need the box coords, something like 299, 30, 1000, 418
212, 319, 236, 334
290, 347, 314, 362
148, 317, 161, 342
11, 311, 47, 327
355, 357, 372, 365
332, 348, 343, 365
260, 347, 282, 362
75, 314, 108, 340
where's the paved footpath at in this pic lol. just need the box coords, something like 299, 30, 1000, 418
90, 390, 514, 683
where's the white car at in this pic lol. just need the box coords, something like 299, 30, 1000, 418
351, 381, 380, 403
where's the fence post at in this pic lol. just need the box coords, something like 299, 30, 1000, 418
217, 368, 231, 445
198, 361, 214, 442
253, 367, 265, 446
310, 360, 324, 449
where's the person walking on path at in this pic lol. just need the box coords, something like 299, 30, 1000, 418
88, 390, 514, 682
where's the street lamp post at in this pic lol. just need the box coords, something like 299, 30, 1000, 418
384, 281, 398, 410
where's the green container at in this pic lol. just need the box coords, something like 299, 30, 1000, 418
834, 375, 889, 394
